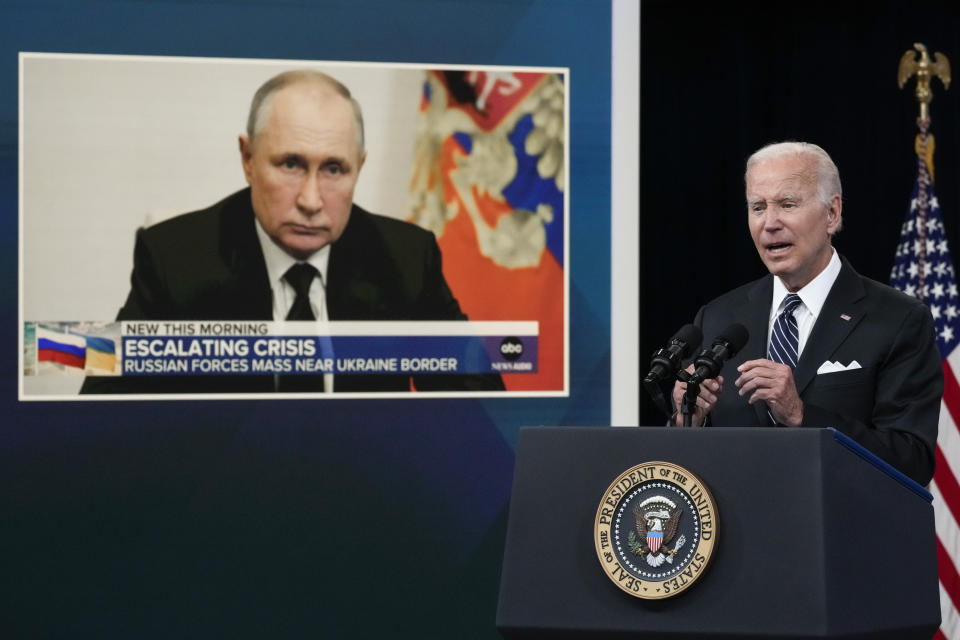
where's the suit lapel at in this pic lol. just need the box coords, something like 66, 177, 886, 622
326, 205, 403, 320
793, 258, 866, 395
745, 276, 774, 424
218, 190, 273, 319
326, 206, 365, 319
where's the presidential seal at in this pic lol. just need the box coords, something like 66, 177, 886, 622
594, 461, 717, 599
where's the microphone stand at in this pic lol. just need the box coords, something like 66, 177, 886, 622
676, 369, 700, 427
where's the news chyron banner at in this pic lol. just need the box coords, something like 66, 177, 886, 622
23, 320, 535, 394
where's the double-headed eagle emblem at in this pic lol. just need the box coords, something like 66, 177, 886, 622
628, 496, 687, 568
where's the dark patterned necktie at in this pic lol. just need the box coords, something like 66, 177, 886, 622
768, 293, 802, 367
767, 293, 803, 424
279, 263, 321, 391
284, 263, 318, 321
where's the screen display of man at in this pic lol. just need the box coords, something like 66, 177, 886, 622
81, 70, 504, 394
670, 141, 942, 485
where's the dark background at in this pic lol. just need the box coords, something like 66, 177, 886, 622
640, 0, 960, 425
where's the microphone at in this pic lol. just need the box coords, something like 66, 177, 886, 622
643, 324, 703, 384
690, 324, 749, 383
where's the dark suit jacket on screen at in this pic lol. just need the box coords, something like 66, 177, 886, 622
690, 257, 942, 485
80, 188, 504, 394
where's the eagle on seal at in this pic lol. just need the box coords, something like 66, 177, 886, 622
631, 501, 683, 567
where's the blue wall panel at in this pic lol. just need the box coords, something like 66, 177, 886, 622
1, 1, 612, 637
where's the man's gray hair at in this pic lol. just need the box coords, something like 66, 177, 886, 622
745, 141, 842, 209
246, 69, 365, 153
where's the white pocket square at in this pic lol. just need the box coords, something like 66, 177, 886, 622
816, 360, 862, 374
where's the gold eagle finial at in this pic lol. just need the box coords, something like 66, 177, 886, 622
898, 42, 951, 121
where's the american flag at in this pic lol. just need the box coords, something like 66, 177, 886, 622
889, 121, 960, 640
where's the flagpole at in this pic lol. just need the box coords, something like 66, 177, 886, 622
898, 43, 951, 303
896, 42, 957, 640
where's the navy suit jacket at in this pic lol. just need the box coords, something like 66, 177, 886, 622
691, 257, 942, 485
81, 189, 504, 394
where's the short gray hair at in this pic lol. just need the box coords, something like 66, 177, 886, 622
246, 69, 365, 154
745, 141, 842, 209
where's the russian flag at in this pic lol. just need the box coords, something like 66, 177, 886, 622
37, 327, 86, 370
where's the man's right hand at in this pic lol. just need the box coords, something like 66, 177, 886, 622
671, 364, 723, 426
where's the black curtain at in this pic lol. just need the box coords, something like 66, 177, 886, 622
639, 0, 960, 425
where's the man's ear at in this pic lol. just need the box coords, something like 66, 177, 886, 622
357, 151, 367, 174
826, 193, 842, 235
239, 135, 254, 184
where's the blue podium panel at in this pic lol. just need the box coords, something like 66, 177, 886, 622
497, 427, 939, 639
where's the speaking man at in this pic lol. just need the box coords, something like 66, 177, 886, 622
671, 141, 942, 485
81, 70, 503, 394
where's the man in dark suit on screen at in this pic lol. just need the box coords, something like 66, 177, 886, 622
81, 70, 503, 394
670, 141, 942, 485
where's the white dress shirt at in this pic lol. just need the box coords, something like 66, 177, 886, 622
768, 248, 842, 357
255, 219, 333, 392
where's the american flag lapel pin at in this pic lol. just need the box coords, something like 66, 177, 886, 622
840, 313, 852, 321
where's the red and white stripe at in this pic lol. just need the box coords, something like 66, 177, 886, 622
933, 351, 960, 639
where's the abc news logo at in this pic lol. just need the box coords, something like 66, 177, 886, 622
499, 337, 524, 361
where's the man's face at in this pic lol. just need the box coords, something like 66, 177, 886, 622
240, 82, 365, 260
746, 154, 841, 292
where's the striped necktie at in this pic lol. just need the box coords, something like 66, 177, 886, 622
767, 293, 803, 424
768, 293, 803, 367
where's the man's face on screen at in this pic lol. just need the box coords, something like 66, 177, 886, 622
745, 153, 840, 292
240, 81, 365, 260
